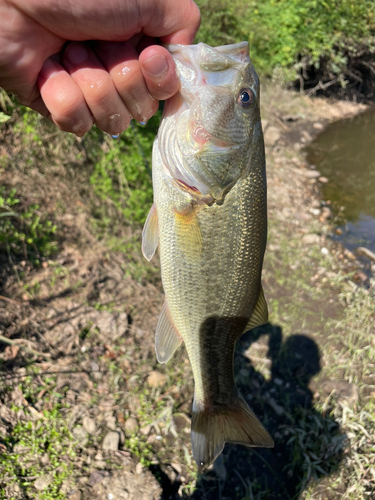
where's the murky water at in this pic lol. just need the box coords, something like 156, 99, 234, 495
306, 109, 375, 254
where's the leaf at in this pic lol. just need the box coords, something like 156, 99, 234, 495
0, 112, 11, 123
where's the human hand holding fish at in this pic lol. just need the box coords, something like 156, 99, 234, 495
142, 41, 274, 469
0, 0, 200, 135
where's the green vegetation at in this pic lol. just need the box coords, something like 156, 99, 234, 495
0, 187, 57, 263
196, 0, 375, 90
88, 115, 159, 226
0, 403, 77, 500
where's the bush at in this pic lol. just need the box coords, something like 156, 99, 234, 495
195, 0, 375, 95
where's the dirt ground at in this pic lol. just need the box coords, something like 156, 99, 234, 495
0, 86, 374, 500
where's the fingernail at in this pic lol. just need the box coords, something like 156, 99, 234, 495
142, 55, 168, 78
66, 44, 88, 65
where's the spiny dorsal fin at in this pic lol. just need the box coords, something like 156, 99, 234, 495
142, 203, 158, 262
244, 285, 268, 332
155, 301, 183, 364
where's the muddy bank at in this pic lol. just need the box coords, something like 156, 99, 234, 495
0, 87, 374, 500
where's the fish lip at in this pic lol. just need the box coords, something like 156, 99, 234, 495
165, 41, 249, 53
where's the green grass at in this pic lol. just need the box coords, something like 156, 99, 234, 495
0, 404, 78, 500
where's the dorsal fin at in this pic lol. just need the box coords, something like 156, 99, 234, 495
155, 301, 183, 364
244, 285, 268, 332
142, 203, 158, 262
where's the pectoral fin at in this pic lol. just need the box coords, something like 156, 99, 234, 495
142, 203, 158, 262
244, 285, 268, 332
174, 207, 202, 256
155, 301, 183, 364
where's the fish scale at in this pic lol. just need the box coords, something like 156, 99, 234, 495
142, 41, 273, 468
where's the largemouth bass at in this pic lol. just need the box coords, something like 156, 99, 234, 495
142, 42, 273, 468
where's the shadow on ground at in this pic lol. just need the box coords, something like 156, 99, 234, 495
190, 324, 346, 500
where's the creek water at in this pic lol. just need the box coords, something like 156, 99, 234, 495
306, 109, 375, 257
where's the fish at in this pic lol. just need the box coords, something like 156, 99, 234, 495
142, 41, 273, 469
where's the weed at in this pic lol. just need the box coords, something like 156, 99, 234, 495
0, 404, 78, 499
0, 187, 57, 263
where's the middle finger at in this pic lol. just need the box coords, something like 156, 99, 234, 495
62, 42, 131, 135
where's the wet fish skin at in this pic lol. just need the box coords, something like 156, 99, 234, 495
142, 42, 273, 468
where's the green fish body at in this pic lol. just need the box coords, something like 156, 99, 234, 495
142, 42, 273, 468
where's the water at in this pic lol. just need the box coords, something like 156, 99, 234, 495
306, 109, 375, 255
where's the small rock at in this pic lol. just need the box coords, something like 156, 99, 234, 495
136, 462, 144, 475
124, 417, 138, 434
357, 247, 375, 262
34, 475, 52, 491
321, 247, 329, 255
102, 431, 120, 451
40, 453, 50, 465
319, 206, 332, 222
72, 426, 88, 445
106, 414, 117, 431
264, 126, 281, 147
68, 490, 82, 500
82, 416, 96, 435
344, 249, 357, 260
319, 176, 329, 183
140, 424, 152, 436
302, 234, 320, 245
335, 228, 343, 235
313, 122, 324, 130
88, 470, 109, 486
302, 170, 321, 179
147, 371, 167, 388
301, 130, 312, 142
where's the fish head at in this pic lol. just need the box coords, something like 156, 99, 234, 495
160, 42, 263, 204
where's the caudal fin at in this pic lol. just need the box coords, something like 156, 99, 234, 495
191, 395, 274, 469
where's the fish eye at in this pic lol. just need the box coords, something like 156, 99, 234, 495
237, 88, 255, 108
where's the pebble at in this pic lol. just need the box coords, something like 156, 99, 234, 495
106, 415, 117, 431
82, 416, 96, 435
357, 247, 375, 262
147, 371, 167, 388
318, 176, 329, 183
102, 431, 120, 451
313, 122, 324, 130
302, 234, 320, 245
73, 426, 88, 445
302, 170, 321, 178
34, 475, 52, 491
321, 247, 329, 255
136, 462, 144, 475
68, 490, 81, 500
124, 417, 138, 434
140, 424, 152, 436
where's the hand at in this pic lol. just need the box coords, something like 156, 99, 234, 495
0, 0, 200, 135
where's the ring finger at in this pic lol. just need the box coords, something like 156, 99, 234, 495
62, 42, 131, 135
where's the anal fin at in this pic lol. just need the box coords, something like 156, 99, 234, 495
244, 285, 268, 332
155, 301, 183, 364
142, 203, 158, 262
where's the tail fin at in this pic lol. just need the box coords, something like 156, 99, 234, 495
191, 395, 274, 469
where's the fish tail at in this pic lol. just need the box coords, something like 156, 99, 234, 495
191, 394, 274, 469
